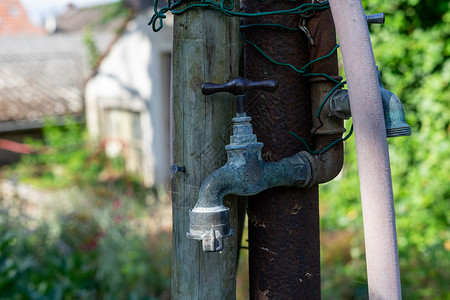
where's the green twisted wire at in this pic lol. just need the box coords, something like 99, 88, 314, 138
149, 0, 329, 32
148, 0, 354, 154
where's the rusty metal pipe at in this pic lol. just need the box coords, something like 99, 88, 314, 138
243, 0, 321, 297
329, 0, 402, 298
307, 9, 345, 184
309, 78, 345, 184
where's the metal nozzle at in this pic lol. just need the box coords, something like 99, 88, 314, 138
377, 69, 411, 138
187, 206, 233, 252
366, 13, 385, 24
381, 91, 411, 138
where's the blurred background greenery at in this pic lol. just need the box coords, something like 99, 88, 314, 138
1, 0, 448, 299
319, 0, 449, 298
0, 120, 171, 299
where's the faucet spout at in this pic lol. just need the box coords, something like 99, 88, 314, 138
194, 166, 239, 209
195, 148, 311, 210
187, 113, 313, 252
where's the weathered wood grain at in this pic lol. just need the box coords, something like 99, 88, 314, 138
171, 4, 242, 299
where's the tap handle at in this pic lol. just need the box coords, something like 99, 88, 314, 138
202, 77, 278, 96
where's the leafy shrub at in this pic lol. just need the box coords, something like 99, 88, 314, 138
9, 118, 104, 189
320, 0, 449, 299
0, 117, 171, 299
8, 117, 141, 192
0, 190, 171, 300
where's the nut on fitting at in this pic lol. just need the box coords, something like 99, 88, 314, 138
285, 152, 315, 188
186, 205, 233, 252
329, 89, 351, 120
297, 151, 317, 188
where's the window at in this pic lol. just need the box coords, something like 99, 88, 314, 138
104, 108, 143, 175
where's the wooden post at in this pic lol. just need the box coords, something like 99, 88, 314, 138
171, 4, 241, 300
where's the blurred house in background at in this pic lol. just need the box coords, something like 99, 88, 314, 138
0, 33, 87, 164
0, 0, 45, 36
0, 0, 90, 165
85, 4, 173, 186
0, 1, 120, 166
0, 0, 172, 186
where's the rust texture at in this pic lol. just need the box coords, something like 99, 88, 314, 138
243, 0, 321, 298
308, 9, 345, 185
307, 7, 338, 75
307, 5, 343, 145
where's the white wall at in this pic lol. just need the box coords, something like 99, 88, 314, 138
85, 10, 173, 186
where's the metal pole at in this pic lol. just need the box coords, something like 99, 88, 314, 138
171, 3, 242, 299
242, 1, 321, 298
329, 0, 402, 298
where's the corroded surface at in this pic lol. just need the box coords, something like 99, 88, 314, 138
242, 3, 310, 161
242, 0, 323, 299
307, 7, 339, 75
248, 187, 319, 300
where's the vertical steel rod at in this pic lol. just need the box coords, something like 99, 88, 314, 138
329, 0, 402, 298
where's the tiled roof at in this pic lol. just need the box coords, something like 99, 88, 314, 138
0, 0, 45, 36
56, 7, 103, 33
0, 34, 88, 124
0, 4, 126, 130
0, 0, 139, 132
125, 0, 155, 10
55, 2, 136, 34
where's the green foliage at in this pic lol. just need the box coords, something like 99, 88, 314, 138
10, 117, 131, 190
99, 1, 132, 24
0, 189, 171, 300
0, 116, 171, 299
320, 1, 450, 299
83, 1, 132, 69
83, 26, 100, 69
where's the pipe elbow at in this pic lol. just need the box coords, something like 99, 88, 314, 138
379, 83, 411, 138
308, 77, 346, 185
312, 143, 344, 184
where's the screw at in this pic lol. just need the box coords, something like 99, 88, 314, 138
170, 164, 186, 174
366, 13, 385, 24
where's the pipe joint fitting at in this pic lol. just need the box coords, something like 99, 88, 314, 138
280, 152, 315, 188
297, 151, 317, 188
327, 71, 411, 138
329, 89, 351, 120
188, 115, 316, 252
187, 205, 233, 252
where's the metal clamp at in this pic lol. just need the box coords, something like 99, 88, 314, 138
201, 77, 278, 96
299, 18, 315, 46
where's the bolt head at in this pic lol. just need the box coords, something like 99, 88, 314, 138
170, 164, 185, 174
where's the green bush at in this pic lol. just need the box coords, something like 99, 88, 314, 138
0, 190, 171, 300
320, 0, 449, 299
10, 118, 104, 189
8, 117, 141, 191
0, 117, 171, 299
